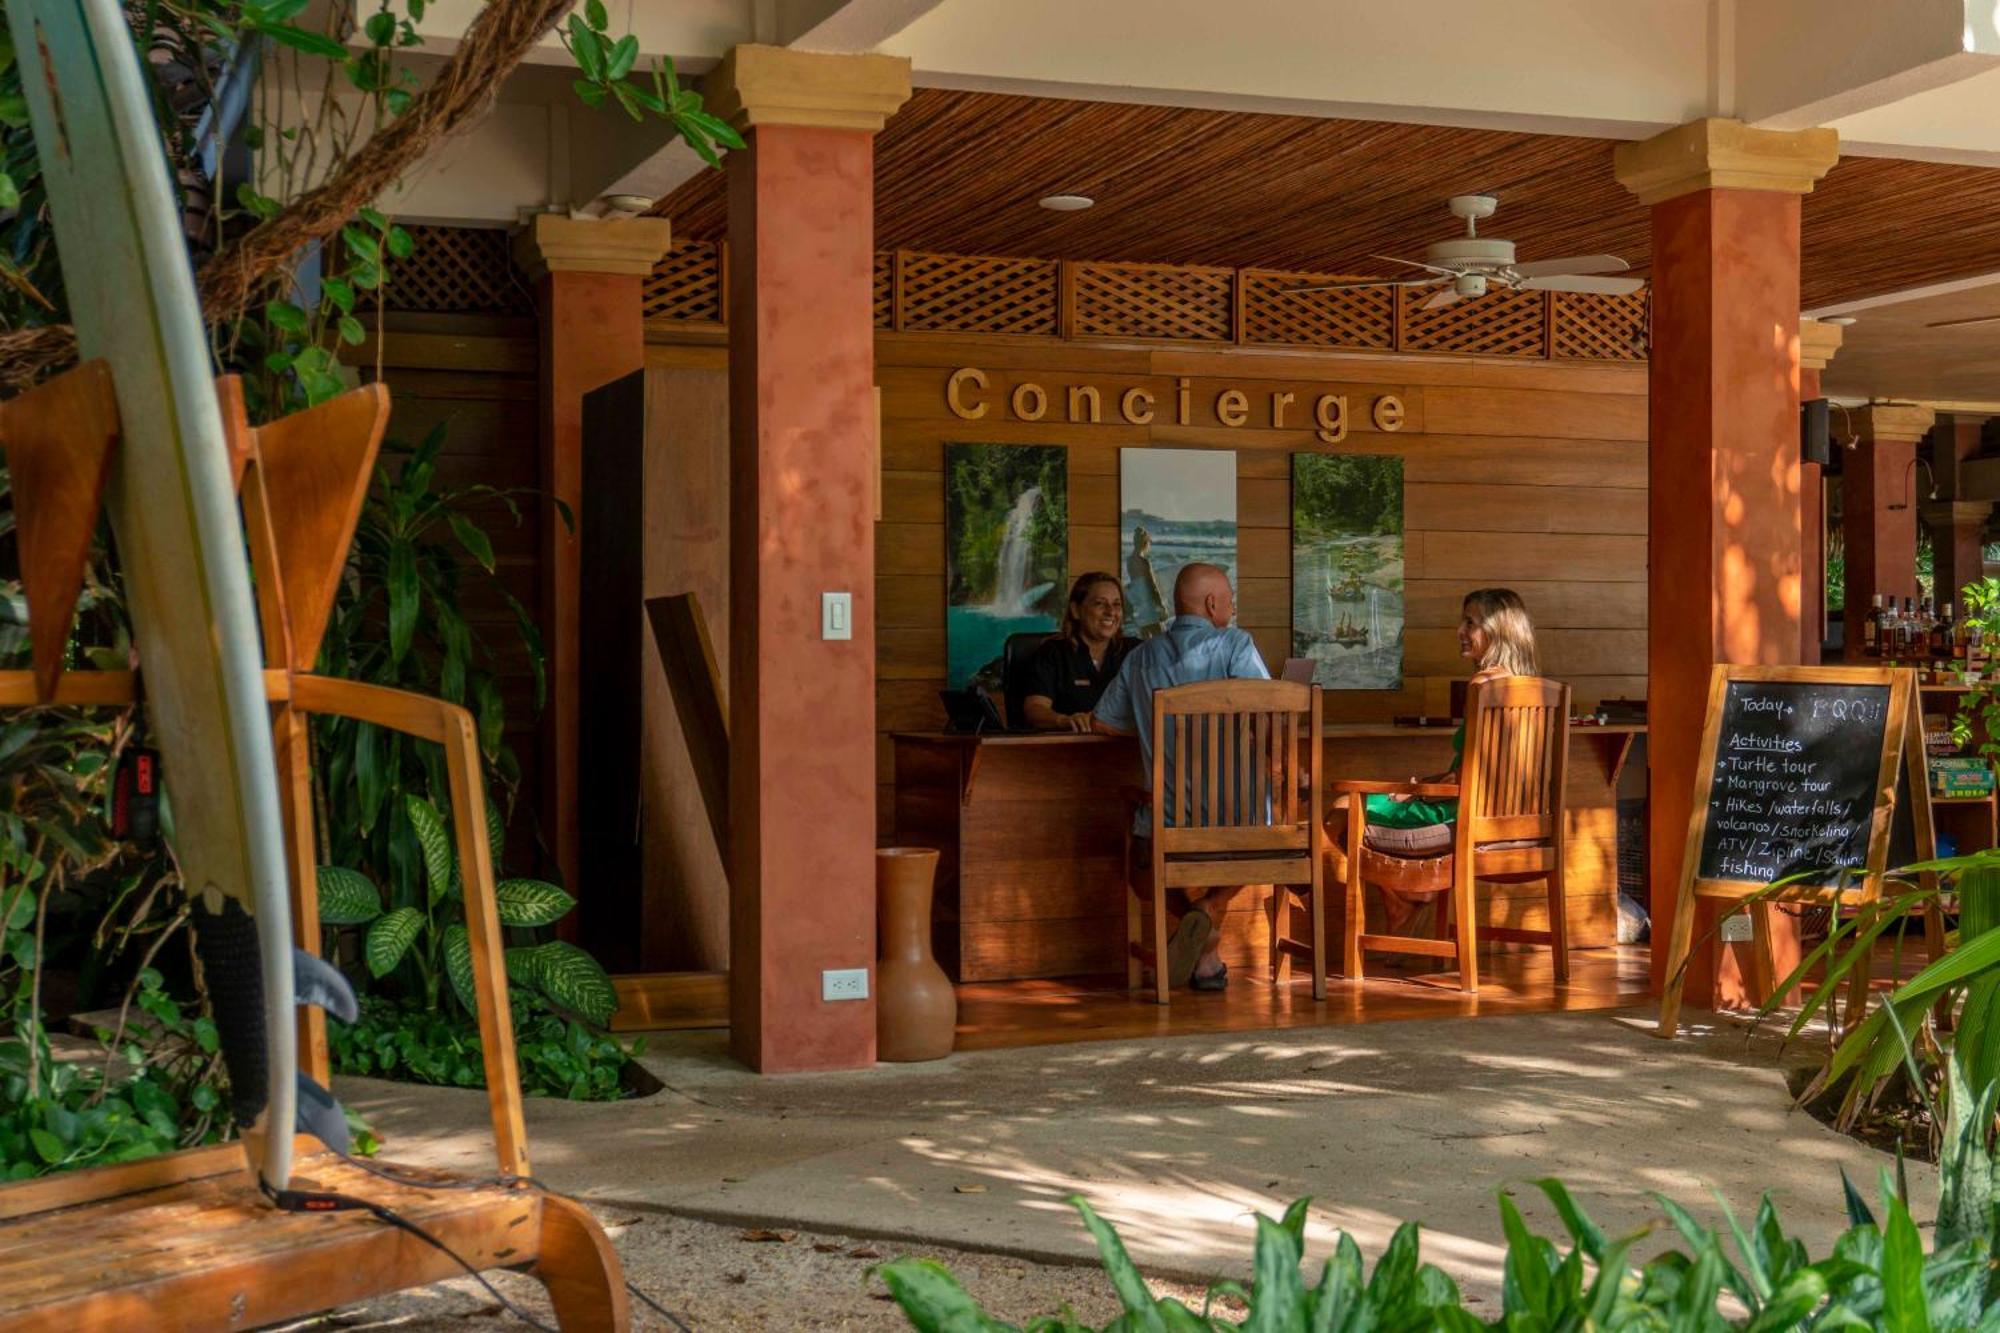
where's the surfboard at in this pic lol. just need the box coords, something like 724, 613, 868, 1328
9, 0, 298, 1187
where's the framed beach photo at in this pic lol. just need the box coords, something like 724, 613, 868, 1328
1118, 448, 1237, 639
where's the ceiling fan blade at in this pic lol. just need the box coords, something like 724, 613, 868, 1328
1510, 253, 1631, 279
1366, 253, 1463, 278
1516, 275, 1646, 296
1419, 288, 1464, 312
1927, 314, 2000, 330
1288, 277, 1442, 295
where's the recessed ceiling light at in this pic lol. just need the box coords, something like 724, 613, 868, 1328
1822, 316, 1859, 326
1039, 194, 1094, 212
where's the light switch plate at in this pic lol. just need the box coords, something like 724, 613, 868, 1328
1719, 912, 1754, 943
822, 591, 853, 641
822, 968, 869, 1001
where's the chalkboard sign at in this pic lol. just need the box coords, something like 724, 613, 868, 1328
1693, 678, 1892, 888
1660, 664, 1928, 1039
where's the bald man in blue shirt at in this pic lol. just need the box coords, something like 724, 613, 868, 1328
1093, 562, 1269, 992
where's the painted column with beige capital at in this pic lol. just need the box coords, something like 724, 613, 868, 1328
1923, 411, 1993, 610
1841, 404, 1937, 655
707, 45, 912, 1072
1798, 318, 1842, 664
1615, 119, 1836, 1013
513, 215, 672, 917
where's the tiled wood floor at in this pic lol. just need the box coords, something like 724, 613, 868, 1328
952, 944, 1652, 1051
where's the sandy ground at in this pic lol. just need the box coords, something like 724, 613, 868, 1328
279, 1210, 1241, 1330
291, 1007, 1923, 1330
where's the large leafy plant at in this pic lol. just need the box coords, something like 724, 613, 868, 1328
318, 793, 615, 1027
314, 423, 545, 904
0, 483, 230, 1176
881, 1052, 2000, 1330
329, 987, 635, 1101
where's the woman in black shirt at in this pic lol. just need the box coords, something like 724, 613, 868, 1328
1021, 572, 1130, 732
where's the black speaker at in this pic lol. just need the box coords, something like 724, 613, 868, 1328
1801, 397, 1831, 466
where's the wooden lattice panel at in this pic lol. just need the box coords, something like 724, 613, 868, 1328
642, 241, 725, 324
874, 252, 893, 328
1071, 261, 1233, 342
371, 225, 532, 316
897, 252, 1060, 335
1240, 269, 1394, 349
1551, 291, 1650, 361
1397, 287, 1546, 357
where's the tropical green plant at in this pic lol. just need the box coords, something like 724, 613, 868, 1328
312, 422, 550, 900
0, 0, 740, 1165
880, 1052, 2000, 1330
318, 792, 615, 1026
1, 967, 231, 1178
328, 988, 637, 1101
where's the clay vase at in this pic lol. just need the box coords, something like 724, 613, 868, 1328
875, 847, 955, 1061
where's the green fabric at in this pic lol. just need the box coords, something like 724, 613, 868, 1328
1361, 724, 1464, 829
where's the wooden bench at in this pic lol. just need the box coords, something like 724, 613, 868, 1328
0, 376, 629, 1329
0, 1141, 621, 1330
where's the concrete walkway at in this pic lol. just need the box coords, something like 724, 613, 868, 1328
335, 1005, 1931, 1317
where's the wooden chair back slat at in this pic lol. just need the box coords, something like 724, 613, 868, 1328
1461, 678, 1570, 843
1148, 679, 1317, 836
1336, 673, 1572, 995
1137, 677, 1327, 1002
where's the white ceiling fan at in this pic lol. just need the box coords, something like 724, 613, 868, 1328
1291, 194, 1646, 311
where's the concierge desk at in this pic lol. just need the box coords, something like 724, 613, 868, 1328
892, 724, 1645, 984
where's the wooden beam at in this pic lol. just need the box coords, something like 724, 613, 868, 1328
609, 970, 729, 1031
645, 593, 730, 864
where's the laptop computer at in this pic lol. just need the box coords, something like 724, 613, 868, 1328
1280, 658, 1318, 684
938, 685, 1006, 734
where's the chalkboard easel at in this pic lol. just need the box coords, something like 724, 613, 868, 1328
1657, 664, 1934, 1038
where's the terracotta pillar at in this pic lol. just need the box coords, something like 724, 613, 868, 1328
1925, 501, 1993, 612
1615, 119, 1836, 1011
707, 45, 911, 1073
1842, 404, 1936, 652
513, 215, 673, 902
1797, 319, 1842, 664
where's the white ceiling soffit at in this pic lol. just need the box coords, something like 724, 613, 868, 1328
1811, 272, 2000, 404
880, 0, 1713, 139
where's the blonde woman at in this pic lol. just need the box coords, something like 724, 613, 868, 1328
1364, 587, 1541, 833
1021, 572, 1130, 732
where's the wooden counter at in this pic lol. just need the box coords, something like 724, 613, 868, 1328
893, 733, 1138, 982
892, 724, 1643, 983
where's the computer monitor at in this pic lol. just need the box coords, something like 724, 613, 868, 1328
1280, 658, 1317, 684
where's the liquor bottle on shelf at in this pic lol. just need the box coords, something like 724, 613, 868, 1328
1905, 597, 1921, 659
1937, 601, 1957, 661
1864, 594, 1884, 657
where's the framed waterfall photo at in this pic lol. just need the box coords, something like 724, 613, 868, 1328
944, 443, 1069, 689
1291, 453, 1405, 689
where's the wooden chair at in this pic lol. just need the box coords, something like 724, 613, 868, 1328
1126, 679, 1324, 1003
0, 371, 627, 1329
1327, 676, 1572, 992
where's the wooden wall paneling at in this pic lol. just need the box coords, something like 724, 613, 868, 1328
637, 368, 732, 973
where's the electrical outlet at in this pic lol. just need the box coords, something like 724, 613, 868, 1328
822, 967, 869, 1001
1720, 912, 1754, 943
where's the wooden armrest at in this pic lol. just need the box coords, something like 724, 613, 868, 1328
1326, 779, 1460, 799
